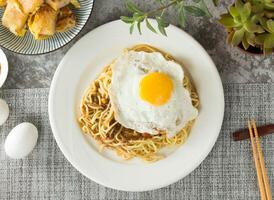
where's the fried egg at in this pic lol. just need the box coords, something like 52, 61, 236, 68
109, 50, 198, 137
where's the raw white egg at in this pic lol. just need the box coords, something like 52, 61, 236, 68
0, 98, 9, 125
109, 50, 198, 137
4, 122, 38, 159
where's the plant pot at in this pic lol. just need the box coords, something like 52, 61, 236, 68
237, 43, 264, 55
219, 1, 272, 56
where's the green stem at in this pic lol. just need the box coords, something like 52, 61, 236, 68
145, 0, 182, 17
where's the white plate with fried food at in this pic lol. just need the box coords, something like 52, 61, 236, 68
0, 48, 8, 87
0, 0, 94, 54
49, 20, 224, 191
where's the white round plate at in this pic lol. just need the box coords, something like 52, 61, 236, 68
0, 48, 8, 88
49, 20, 224, 192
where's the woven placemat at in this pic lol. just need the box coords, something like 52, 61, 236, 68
0, 84, 274, 200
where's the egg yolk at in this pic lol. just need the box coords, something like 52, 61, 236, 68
139, 72, 173, 106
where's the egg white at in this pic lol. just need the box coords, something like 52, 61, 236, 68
109, 50, 198, 137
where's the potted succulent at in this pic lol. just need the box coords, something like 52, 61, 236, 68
219, 0, 274, 55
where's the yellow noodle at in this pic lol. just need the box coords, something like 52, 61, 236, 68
78, 44, 199, 162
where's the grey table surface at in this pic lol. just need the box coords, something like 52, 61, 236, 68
1, 1, 274, 199
2, 0, 274, 89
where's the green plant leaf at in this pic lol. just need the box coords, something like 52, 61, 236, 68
240, 2, 251, 22
197, 0, 211, 17
121, 0, 214, 36
177, 2, 186, 27
265, 2, 274, 10
212, 0, 218, 6
255, 33, 268, 45
178, 10, 186, 27
155, 0, 164, 3
145, 18, 157, 33
245, 32, 256, 46
156, 16, 169, 28
184, 6, 207, 16
133, 12, 143, 20
234, 16, 242, 24
265, 0, 273, 3
251, 2, 264, 13
158, 25, 167, 36
264, 34, 274, 48
137, 21, 141, 34
260, 18, 271, 32
228, 6, 239, 18
231, 28, 245, 46
120, 16, 134, 24
126, 1, 143, 14
244, 22, 264, 33
242, 35, 250, 50
156, 16, 168, 36
235, 0, 244, 12
130, 23, 135, 34
266, 19, 274, 33
250, 14, 261, 24
218, 14, 239, 27
156, 16, 167, 36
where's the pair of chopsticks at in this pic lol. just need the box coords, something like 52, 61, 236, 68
248, 120, 272, 200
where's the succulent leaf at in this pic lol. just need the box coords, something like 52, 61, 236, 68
244, 22, 264, 33
265, 2, 274, 10
255, 33, 268, 45
264, 0, 273, 4
245, 32, 256, 46
242, 34, 250, 50
240, 2, 252, 22
264, 34, 274, 48
250, 14, 261, 24
251, 2, 264, 13
218, 14, 239, 27
235, 0, 244, 12
228, 6, 239, 18
234, 16, 242, 24
266, 19, 274, 33
260, 18, 271, 32
232, 28, 245, 46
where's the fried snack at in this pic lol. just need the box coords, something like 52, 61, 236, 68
46, 0, 80, 10
70, 0, 80, 8
0, 0, 7, 7
1, 0, 80, 39
18, 0, 43, 14
28, 4, 58, 40
56, 6, 76, 32
2, 0, 28, 36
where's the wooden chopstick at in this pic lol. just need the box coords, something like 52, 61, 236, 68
248, 120, 267, 200
248, 120, 272, 200
252, 120, 272, 200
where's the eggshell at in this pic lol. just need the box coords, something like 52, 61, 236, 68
4, 122, 38, 159
0, 98, 9, 125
